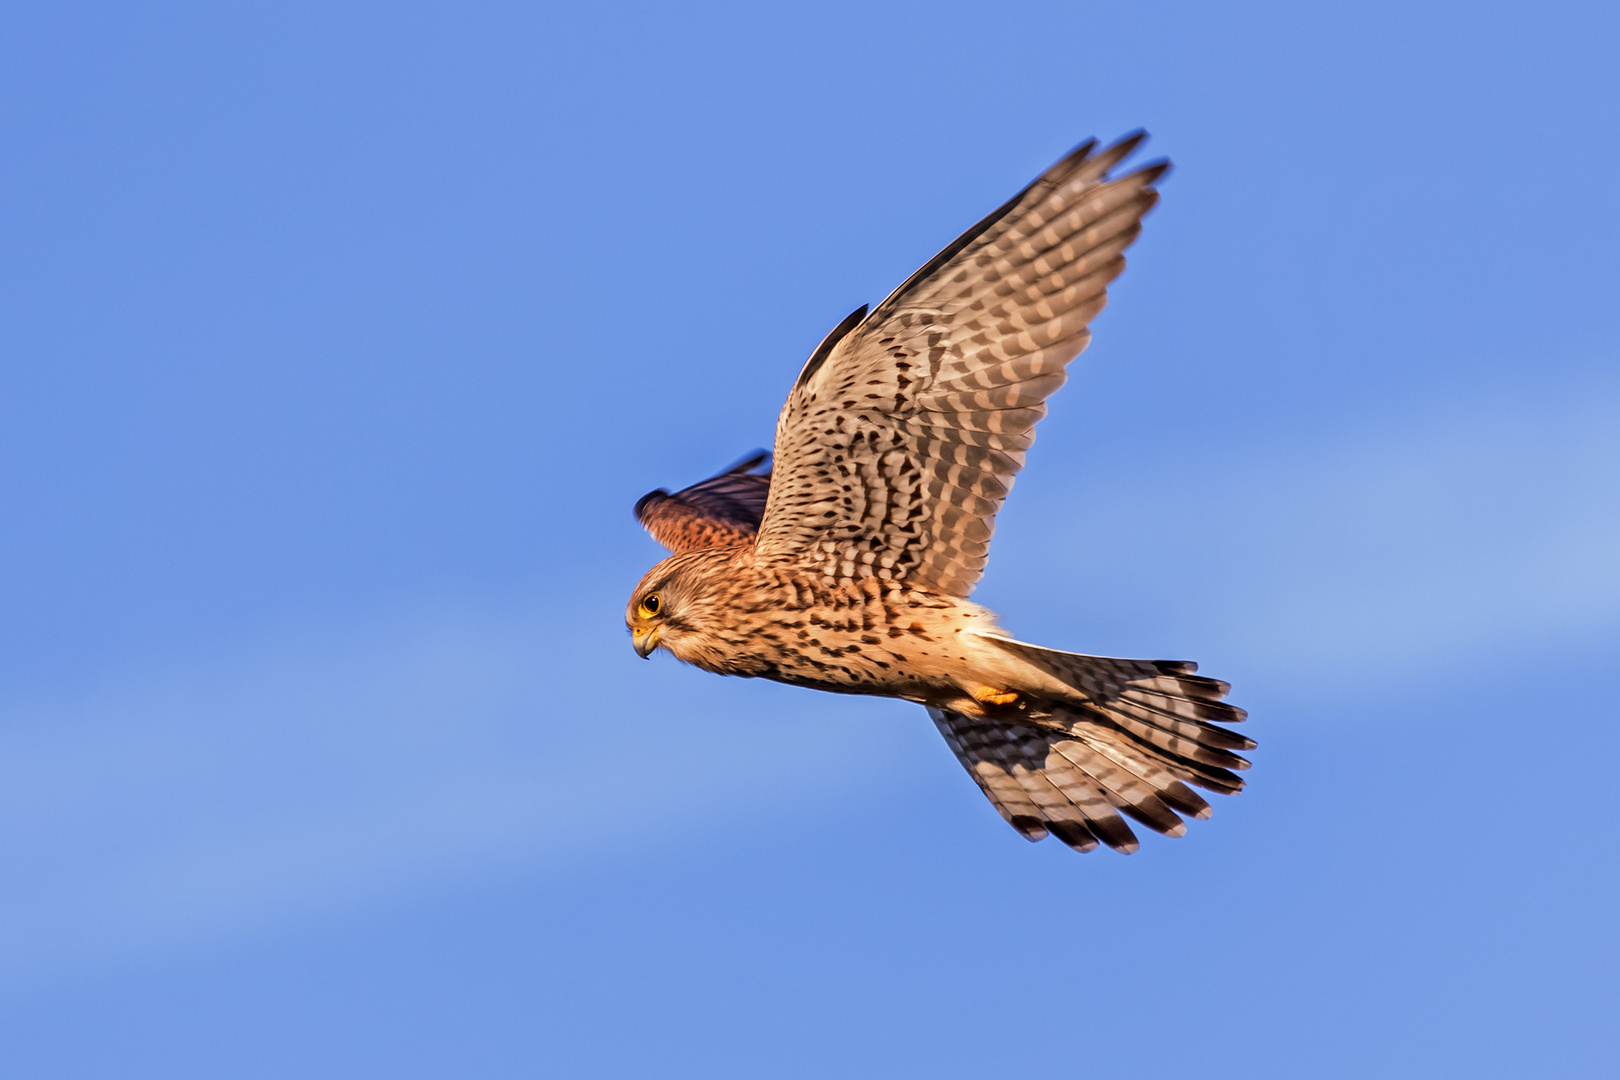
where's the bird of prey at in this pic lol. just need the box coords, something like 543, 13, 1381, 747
626, 133, 1252, 854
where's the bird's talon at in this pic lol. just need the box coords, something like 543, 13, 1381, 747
971, 685, 1022, 708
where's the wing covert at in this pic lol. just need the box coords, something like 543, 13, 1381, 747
754, 133, 1167, 595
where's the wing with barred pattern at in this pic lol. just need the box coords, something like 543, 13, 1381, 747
754, 132, 1166, 595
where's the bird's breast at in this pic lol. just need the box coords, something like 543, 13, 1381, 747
685, 569, 989, 699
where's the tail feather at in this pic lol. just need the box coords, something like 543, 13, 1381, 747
1107, 723, 1248, 796
977, 634, 1254, 784
1118, 694, 1255, 750
1034, 749, 1143, 848
1158, 780, 1213, 820
942, 720, 1054, 839
1099, 696, 1255, 768
1066, 734, 1199, 833
930, 638, 1254, 854
933, 710, 1138, 853
1059, 735, 1188, 837
1122, 682, 1247, 724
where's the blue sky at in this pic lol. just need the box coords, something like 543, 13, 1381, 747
2, 1, 1617, 1076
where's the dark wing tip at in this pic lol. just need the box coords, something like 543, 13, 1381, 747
723, 449, 771, 476
1088, 131, 1171, 187
1043, 136, 1099, 180
870, 130, 1159, 325
1097, 129, 1148, 171
1130, 158, 1173, 186
1111, 127, 1149, 153
1045, 129, 1146, 185
633, 489, 670, 522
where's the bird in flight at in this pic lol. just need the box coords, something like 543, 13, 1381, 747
627, 132, 1252, 854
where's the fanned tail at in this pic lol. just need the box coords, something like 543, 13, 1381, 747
934, 638, 1253, 853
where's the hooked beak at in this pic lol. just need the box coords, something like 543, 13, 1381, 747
632, 627, 659, 659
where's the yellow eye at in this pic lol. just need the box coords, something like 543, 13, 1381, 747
639, 592, 662, 618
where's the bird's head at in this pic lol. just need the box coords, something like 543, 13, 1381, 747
624, 549, 735, 664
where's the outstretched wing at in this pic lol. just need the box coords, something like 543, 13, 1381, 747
634, 451, 772, 553
754, 133, 1166, 595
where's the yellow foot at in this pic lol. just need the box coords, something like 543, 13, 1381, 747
970, 685, 1022, 708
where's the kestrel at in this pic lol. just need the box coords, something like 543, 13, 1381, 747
627, 133, 1252, 854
